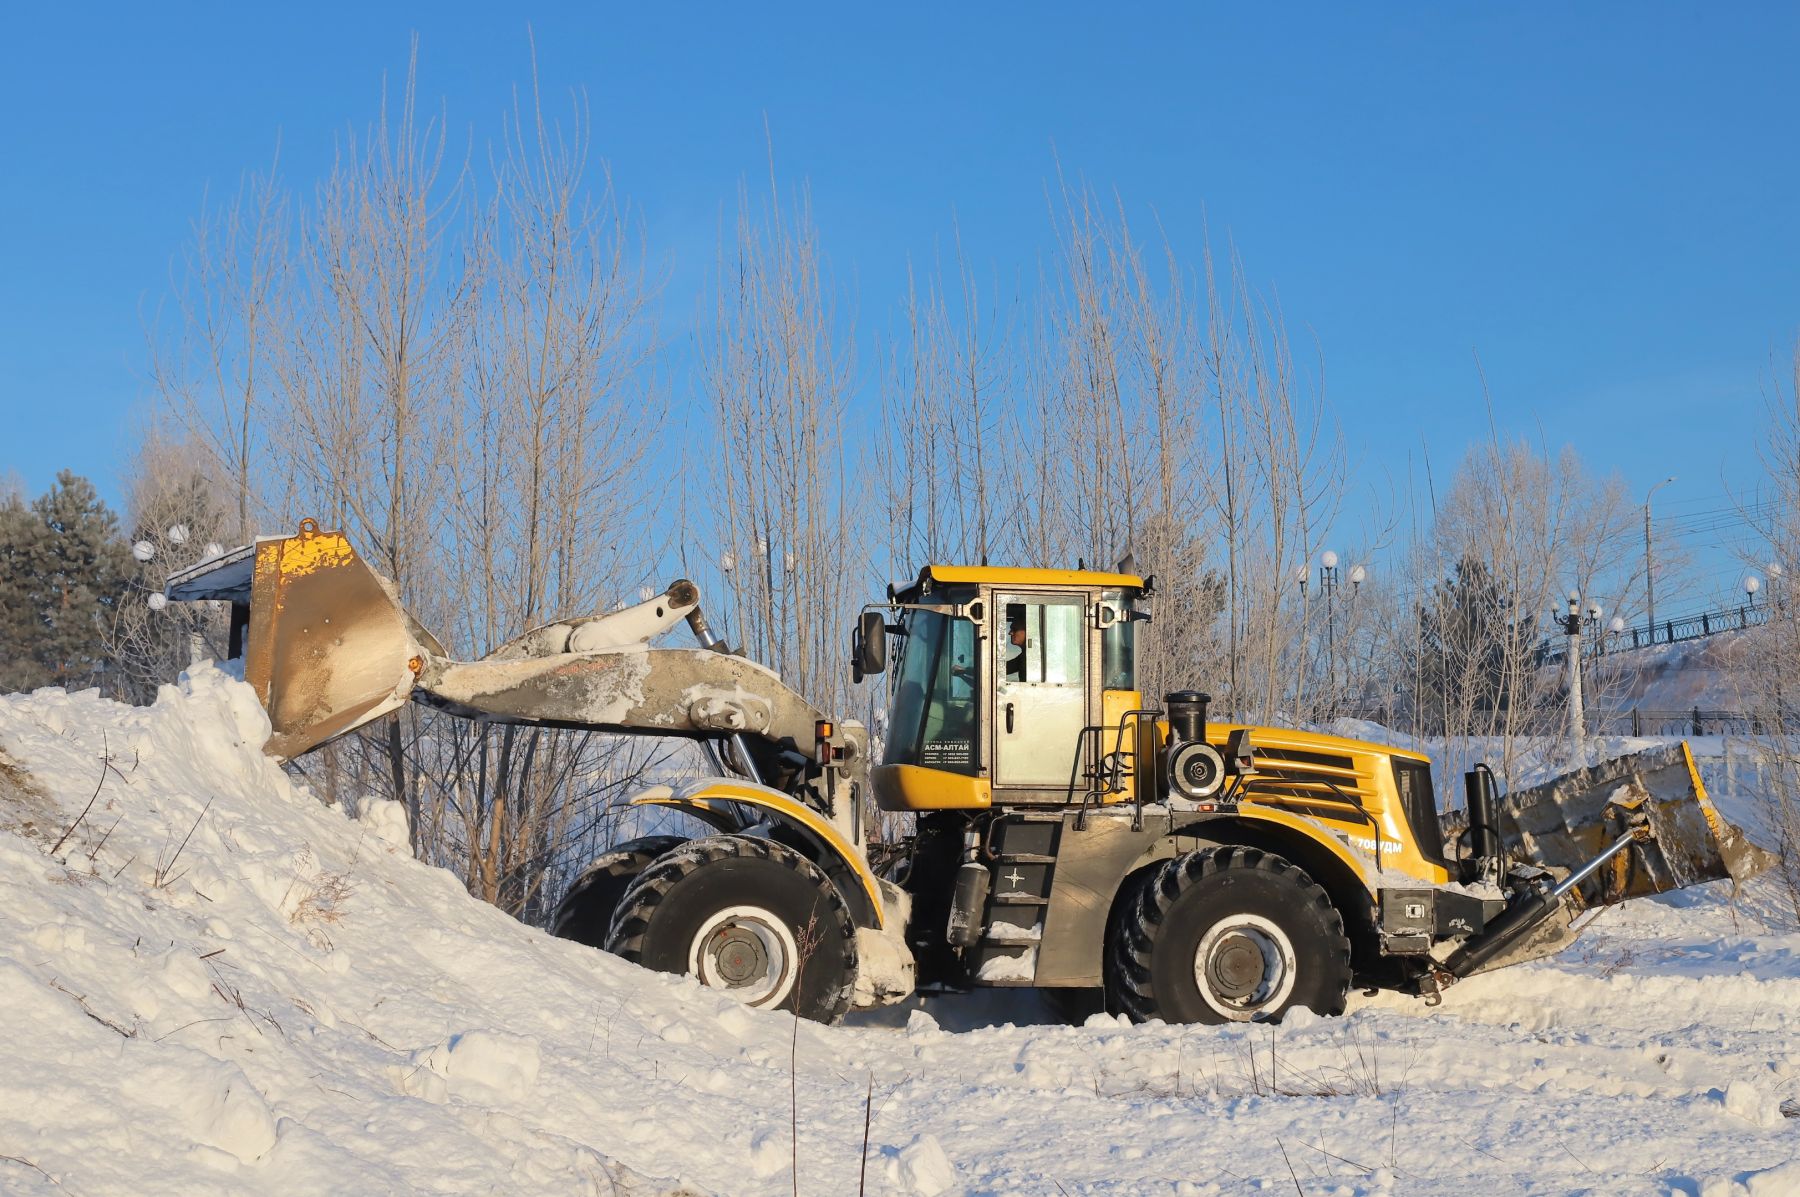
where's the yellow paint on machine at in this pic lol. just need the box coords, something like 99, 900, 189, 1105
910, 564, 1146, 590
872, 765, 992, 811
245, 520, 422, 760
1680, 741, 1725, 840
1099, 689, 1145, 805
1232, 803, 1390, 884
866, 710, 1450, 885
1212, 722, 1432, 767
632, 782, 887, 928
260, 519, 359, 584
1214, 722, 1449, 886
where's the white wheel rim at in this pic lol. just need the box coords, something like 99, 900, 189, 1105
1192, 914, 1297, 1021
688, 905, 799, 1007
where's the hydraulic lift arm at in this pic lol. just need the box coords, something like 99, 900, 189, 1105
164, 520, 865, 791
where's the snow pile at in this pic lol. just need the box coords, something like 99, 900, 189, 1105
1601, 633, 1750, 711
2, 666, 1799, 1195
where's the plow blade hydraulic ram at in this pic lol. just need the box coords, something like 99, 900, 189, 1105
1449, 744, 1773, 977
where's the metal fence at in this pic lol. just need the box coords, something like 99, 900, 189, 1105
1535, 601, 1767, 666
1344, 703, 1795, 739
1593, 707, 1795, 737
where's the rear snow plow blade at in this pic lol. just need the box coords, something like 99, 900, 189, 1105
1452, 743, 1773, 976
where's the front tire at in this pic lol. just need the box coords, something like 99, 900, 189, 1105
551, 835, 689, 945
1109, 846, 1350, 1025
606, 835, 859, 1024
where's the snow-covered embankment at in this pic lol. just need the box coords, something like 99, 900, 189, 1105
1, 667, 1798, 1196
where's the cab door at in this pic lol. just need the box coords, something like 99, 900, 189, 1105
991, 591, 1090, 796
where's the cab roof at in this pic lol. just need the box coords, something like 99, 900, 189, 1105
899, 564, 1147, 595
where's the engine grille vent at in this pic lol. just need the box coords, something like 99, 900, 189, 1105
1243, 746, 1368, 809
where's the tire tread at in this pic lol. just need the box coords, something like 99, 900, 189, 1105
605, 835, 859, 1023
550, 835, 688, 942
1106, 845, 1350, 1024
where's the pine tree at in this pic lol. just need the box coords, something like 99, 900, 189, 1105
1416, 555, 1519, 734
0, 473, 130, 694
0, 493, 43, 691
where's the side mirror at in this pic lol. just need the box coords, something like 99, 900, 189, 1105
853, 610, 888, 679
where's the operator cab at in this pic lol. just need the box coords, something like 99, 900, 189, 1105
860, 565, 1148, 811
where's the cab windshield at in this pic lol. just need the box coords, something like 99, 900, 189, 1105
883, 606, 978, 774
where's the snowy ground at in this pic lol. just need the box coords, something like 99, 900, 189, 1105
1, 667, 1797, 1196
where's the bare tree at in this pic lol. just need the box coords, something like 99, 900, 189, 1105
1185, 244, 1350, 725
868, 179, 1346, 722
1733, 338, 1800, 918
424, 65, 662, 917
102, 430, 235, 702
151, 158, 289, 542
703, 168, 860, 716
153, 46, 667, 921
1408, 439, 1636, 787
875, 228, 1016, 574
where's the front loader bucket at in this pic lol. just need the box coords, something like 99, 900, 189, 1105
167, 519, 431, 761
1467, 743, 1773, 973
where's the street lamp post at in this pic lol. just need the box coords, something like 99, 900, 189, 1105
1319, 551, 1340, 711
1346, 564, 1366, 717
1291, 566, 1311, 717
1560, 590, 1586, 766
1644, 477, 1675, 644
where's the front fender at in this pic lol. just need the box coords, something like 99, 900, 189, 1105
1234, 804, 1388, 888
630, 778, 886, 929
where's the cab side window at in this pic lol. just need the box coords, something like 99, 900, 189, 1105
1000, 601, 1083, 684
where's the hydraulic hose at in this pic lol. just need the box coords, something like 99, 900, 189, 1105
685, 605, 765, 786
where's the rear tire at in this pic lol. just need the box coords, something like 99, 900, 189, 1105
1108, 846, 1350, 1025
606, 835, 859, 1024
550, 835, 688, 945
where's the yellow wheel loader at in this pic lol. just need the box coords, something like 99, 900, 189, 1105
167, 522, 1769, 1025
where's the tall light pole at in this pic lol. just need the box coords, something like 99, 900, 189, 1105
1319, 550, 1340, 711
1644, 476, 1675, 643
1293, 565, 1310, 715
1561, 590, 1586, 766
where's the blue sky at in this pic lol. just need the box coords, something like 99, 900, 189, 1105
2, 3, 1795, 604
